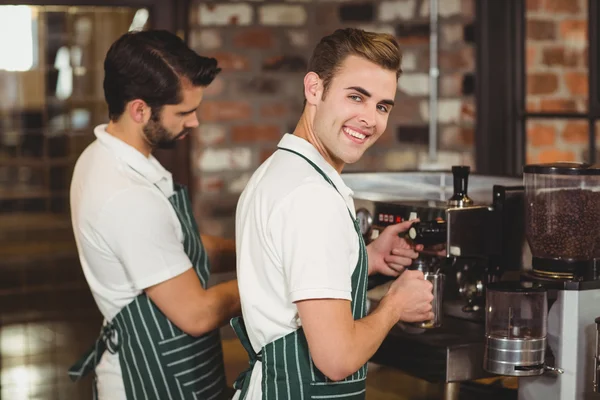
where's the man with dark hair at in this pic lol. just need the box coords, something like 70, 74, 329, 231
232, 28, 434, 399
68, 29, 239, 400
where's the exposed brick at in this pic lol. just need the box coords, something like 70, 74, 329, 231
527, 0, 543, 11
527, 73, 559, 95
395, 24, 429, 45
400, 50, 417, 71
355, 24, 396, 36
440, 74, 462, 97
228, 173, 252, 194
419, 99, 462, 124
286, 30, 309, 48
562, 122, 588, 144
199, 175, 225, 194
564, 71, 588, 96
339, 3, 375, 22
542, 46, 579, 67
198, 4, 253, 26
237, 76, 303, 98
198, 148, 253, 172
461, 101, 476, 124
205, 52, 250, 71
259, 5, 307, 26
441, 24, 464, 47
398, 73, 429, 96
527, 100, 540, 112
439, 47, 474, 71
260, 104, 289, 118
527, 20, 556, 41
388, 98, 425, 125
559, 20, 587, 42
420, 0, 461, 17
259, 148, 275, 163
462, 73, 475, 95
539, 98, 577, 112
545, 0, 580, 14
200, 101, 252, 122
196, 124, 227, 146
383, 150, 418, 170
203, 76, 225, 97
189, 29, 222, 50
440, 125, 473, 149
527, 124, 556, 147
233, 28, 275, 49
316, 4, 340, 25
378, 0, 416, 22
461, 0, 475, 19
537, 149, 576, 163
396, 125, 428, 145
527, 45, 538, 69
231, 125, 282, 142
263, 55, 307, 72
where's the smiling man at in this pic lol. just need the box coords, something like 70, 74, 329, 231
68, 30, 240, 400
232, 28, 435, 400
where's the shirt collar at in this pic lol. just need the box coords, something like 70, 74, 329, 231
94, 124, 174, 197
277, 133, 354, 199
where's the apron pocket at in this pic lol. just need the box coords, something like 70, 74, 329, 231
157, 330, 226, 400
309, 378, 367, 400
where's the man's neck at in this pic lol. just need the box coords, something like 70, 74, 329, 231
292, 110, 345, 173
105, 120, 152, 158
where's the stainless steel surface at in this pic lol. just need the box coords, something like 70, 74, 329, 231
484, 336, 546, 377
341, 172, 523, 204
369, 314, 490, 383
446, 205, 495, 258
408, 272, 444, 329
442, 382, 460, 400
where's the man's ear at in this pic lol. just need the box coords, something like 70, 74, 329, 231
127, 99, 149, 124
303, 72, 323, 106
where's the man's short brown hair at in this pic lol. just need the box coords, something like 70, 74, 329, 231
307, 28, 402, 99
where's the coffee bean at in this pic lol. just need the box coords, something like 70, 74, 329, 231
526, 189, 600, 261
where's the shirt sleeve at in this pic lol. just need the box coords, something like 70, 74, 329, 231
271, 182, 357, 303
96, 186, 193, 290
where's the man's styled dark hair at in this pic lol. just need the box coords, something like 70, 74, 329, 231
103, 29, 221, 121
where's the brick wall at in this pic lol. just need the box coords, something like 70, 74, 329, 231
188, 0, 477, 238
525, 0, 592, 163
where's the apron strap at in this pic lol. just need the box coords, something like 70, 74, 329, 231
230, 316, 262, 398
277, 147, 357, 224
67, 322, 120, 382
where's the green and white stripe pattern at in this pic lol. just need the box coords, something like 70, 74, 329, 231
232, 148, 369, 400
69, 184, 227, 400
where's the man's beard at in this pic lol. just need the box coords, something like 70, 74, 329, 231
143, 115, 190, 150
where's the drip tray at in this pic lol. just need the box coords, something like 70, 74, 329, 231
370, 315, 490, 383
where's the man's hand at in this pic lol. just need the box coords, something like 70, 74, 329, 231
382, 269, 434, 323
366, 219, 423, 276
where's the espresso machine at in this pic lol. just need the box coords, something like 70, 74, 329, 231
342, 166, 526, 398
483, 163, 600, 400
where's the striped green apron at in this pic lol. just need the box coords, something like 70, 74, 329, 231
68, 183, 227, 400
231, 147, 369, 400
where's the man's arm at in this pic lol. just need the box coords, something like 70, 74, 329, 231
145, 270, 240, 337
201, 235, 236, 274
296, 270, 434, 381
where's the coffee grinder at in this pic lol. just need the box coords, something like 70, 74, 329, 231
484, 162, 600, 399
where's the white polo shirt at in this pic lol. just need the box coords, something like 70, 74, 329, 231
70, 124, 192, 399
234, 134, 360, 399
